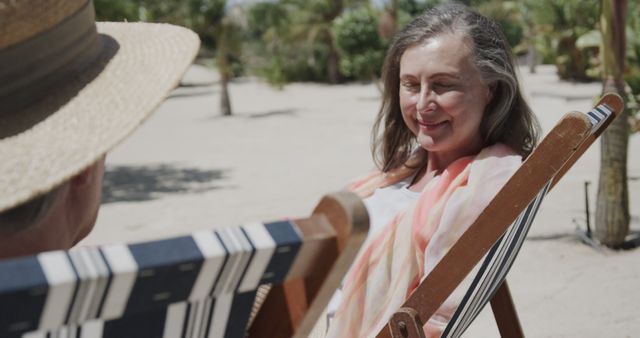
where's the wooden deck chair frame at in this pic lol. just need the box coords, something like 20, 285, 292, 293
0, 192, 368, 338
377, 93, 624, 338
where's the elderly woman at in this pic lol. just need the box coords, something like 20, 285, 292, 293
325, 4, 539, 337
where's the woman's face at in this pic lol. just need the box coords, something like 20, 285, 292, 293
399, 34, 493, 165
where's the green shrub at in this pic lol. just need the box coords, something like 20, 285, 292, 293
333, 7, 385, 81
626, 67, 640, 96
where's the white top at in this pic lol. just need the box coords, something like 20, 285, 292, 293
326, 176, 421, 323
362, 177, 421, 242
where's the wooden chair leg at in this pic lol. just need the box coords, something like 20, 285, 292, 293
490, 280, 524, 338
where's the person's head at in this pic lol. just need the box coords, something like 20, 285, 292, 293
0, 158, 105, 258
372, 3, 540, 172
0, 0, 200, 258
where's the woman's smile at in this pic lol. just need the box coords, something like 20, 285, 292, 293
417, 119, 449, 132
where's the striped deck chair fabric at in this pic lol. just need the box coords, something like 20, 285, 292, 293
380, 93, 623, 338
0, 192, 368, 338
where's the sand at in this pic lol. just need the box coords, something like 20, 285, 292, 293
82, 64, 640, 337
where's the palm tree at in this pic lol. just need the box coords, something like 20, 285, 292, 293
215, 15, 236, 116
277, 0, 369, 84
595, 0, 629, 247
95, 0, 241, 115
190, 0, 243, 116
291, 0, 345, 84
378, 0, 399, 41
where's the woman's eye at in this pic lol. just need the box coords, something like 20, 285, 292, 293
402, 82, 420, 92
434, 82, 454, 89
433, 82, 457, 93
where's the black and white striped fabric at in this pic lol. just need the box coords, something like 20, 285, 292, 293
0, 220, 305, 338
441, 104, 613, 338
585, 103, 614, 128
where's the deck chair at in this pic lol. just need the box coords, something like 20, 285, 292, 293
379, 93, 624, 338
0, 192, 368, 338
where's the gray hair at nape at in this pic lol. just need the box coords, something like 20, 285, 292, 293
0, 185, 63, 233
372, 3, 540, 172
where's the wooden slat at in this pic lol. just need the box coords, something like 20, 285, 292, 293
490, 281, 524, 338
285, 216, 337, 281
550, 93, 624, 189
248, 192, 368, 338
247, 215, 338, 337
293, 192, 369, 338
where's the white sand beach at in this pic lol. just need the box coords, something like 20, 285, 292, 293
82, 64, 640, 337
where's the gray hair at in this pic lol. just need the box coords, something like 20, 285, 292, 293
372, 3, 540, 171
0, 185, 62, 233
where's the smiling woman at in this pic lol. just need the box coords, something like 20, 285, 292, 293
323, 3, 540, 338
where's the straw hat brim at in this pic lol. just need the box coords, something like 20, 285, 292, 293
0, 22, 199, 212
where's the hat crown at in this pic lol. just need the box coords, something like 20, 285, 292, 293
0, 0, 88, 49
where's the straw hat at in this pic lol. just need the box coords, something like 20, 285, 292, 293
0, 0, 200, 212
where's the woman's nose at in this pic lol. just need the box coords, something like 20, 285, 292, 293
416, 86, 436, 113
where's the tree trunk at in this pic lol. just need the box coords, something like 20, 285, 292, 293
327, 31, 340, 84
595, 0, 628, 247
220, 71, 232, 116
378, 0, 399, 40
217, 23, 232, 116
527, 42, 537, 74
596, 78, 629, 247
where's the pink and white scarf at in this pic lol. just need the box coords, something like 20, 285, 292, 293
326, 143, 521, 338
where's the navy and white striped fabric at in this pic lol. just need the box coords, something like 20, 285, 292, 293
441, 105, 613, 338
441, 182, 550, 338
585, 103, 614, 129
0, 220, 304, 338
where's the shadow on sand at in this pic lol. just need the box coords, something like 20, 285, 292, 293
245, 108, 297, 119
102, 164, 228, 204
167, 89, 218, 100
207, 108, 298, 120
